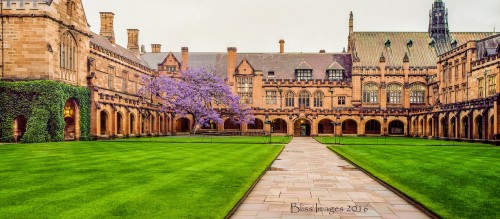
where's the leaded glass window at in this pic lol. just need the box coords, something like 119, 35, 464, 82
363, 83, 378, 103
387, 84, 402, 104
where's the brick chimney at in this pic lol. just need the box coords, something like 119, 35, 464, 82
279, 39, 285, 54
100, 12, 115, 44
127, 29, 139, 55
181, 47, 189, 71
151, 44, 161, 53
227, 47, 237, 83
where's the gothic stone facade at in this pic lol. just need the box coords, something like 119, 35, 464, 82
1, 0, 499, 141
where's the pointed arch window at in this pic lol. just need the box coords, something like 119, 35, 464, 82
362, 83, 379, 103
387, 84, 402, 104
285, 91, 295, 107
410, 83, 426, 104
60, 32, 77, 82
298, 91, 311, 107
313, 91, 324, 108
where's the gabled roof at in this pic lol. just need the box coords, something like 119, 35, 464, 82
296, 61, 313, 70
236, 58, 255, 73
327, 60, 345, 70
90, 32, 150, 68
141, 52, 353, 80
160, 52, 181, 67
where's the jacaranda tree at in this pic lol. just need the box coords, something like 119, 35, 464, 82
140, 68, 254, 134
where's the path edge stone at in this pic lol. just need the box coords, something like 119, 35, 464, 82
326, 146, 442, 219
224, 144, 286, 219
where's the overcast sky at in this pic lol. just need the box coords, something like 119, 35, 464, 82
82, 0, 500, 53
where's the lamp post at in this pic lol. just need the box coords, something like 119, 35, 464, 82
331, 121, 342, 144
329, 86, 334, 109
265, 119, 272, 144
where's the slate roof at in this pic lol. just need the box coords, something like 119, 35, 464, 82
352, 32, 495, 67
476, 34, 500, 60
140, 52, 353, 80
90, 32, 150, 68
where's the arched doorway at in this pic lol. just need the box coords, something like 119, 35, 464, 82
450, 117, 457, 138
342, 120, 358, 135
224, 119, 241, 130
441, 118, 448, 138
176, 118, 190, 132
117, 112, 124, 135
318, 119, 334, 134
462, 116, 469, 139
388, 120, 404, 135
64, 99, 78, 140
271, 119, 287, 134
476, 115, 483, 139
419, 119, 424, 136
490, 116, 494, 140
294, 119, 311, 137
141, 113, 148, 134
159, 116, 164, 133
100, 110, 109, 135
365, 120, 381, 135
13, 115, 27, 142
428, 118, 433, 137
248, 119, 264, 130
130, 114, 136, 134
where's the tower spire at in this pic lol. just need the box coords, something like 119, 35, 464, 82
429, 0, 449, 42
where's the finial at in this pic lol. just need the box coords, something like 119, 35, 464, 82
380, 53, 386, 63
403, 52, 410, 63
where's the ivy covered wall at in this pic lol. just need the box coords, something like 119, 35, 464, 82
0, 81, 91, 143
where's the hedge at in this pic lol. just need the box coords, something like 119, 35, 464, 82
0, 80, 91, 143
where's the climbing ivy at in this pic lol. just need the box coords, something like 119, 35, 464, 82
0, 80, 91, 143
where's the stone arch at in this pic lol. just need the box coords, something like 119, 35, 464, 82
130, 113, 136, 135
450, 116, 457, 138
489, 116, 494, 140
365, 119, 381, 135
63, 98, 79, 140
440, 117, 448, 138
318, 119, 334, 134
116, 112, 124, 135
176, 117, 191, 133
159, 116, 164, 133
100, 110, 109, 135
428, 118, 434, 137
419, 118, 424, 136
224, 119, 241, 130
13, 115, 27, 142
475, 115, 484, 140
271, 118, 287, 134
248, 118, 264, 130
388, 120, 404, 135
293, 118, 312, 136
462, 116, 469, 139
342, 119, 358, 135
151, 115, 156, 133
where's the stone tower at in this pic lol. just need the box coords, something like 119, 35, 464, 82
429, 0, 450, 42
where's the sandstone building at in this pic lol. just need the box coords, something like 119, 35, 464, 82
0, 0, 498, 142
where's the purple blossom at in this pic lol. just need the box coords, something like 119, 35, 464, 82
140, 68, 254, 133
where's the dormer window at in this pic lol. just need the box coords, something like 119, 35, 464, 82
268, 71, 275, 77
407, 39, 413, 48
451, 39, 458, 49
327, 70, 343, 81
296, 69, 312, 81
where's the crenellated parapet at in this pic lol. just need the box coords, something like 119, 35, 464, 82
262, 78, 352, 87
1, 0, 52, 10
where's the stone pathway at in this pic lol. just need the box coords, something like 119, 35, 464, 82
231, 137, 430, 219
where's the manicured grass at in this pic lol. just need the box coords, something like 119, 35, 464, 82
328, 142, 500, 219
114, 135, 293, 144
316, 136, 488, 146
0, 138, 284, 218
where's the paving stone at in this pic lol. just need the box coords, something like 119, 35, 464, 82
230, 138, 429, 219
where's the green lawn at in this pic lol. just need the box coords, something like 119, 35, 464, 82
0, 137, 285, 218
114, 135, 292, 144
316, 136, 487, 146
328, 141, 500, 219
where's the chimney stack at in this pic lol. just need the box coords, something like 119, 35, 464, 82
279, 39, 285, 54
127, 29, 139, 55
181, 47, 189, 71
227, 47, 237, 83
151, 44, 161, 53
100, 12, 115, 44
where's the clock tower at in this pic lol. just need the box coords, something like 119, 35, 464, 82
429, 0, 450, 42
